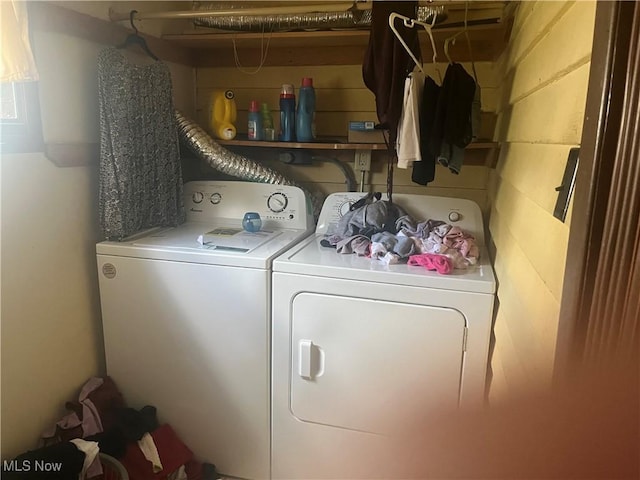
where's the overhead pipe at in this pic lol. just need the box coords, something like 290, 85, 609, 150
110, 3, 446, 29
192, 7, 371, 32
193, 4, 444, 31
109, 3, 367, 22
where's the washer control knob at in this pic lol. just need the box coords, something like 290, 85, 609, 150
268, 192, 288, 213
210, 193, 222, 205
192, 192, 204, 204
448, 211, 462, 222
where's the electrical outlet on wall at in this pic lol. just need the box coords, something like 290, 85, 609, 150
354, 150, 371, 171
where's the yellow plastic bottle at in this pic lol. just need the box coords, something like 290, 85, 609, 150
210, 89, 237, 140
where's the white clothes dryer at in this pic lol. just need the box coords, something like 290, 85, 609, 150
97, 181, 313, 480
271, 192, 496, 479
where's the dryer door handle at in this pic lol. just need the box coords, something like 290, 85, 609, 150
298, 340, 324, 380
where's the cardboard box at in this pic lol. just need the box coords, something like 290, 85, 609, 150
348, 121, 386, 144
348, 121, 377, 131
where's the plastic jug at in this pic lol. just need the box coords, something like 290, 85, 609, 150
248, 100, 263, 140
279, 84, 296, 142
210, 89, 237, 140
296, 77, 316, 142
261, 103, 275, 141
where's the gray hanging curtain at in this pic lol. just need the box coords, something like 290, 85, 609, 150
97, 48, 185, 240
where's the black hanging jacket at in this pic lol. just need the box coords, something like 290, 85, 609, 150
362, 1, 421, 146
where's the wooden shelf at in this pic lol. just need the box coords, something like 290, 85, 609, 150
44, 142, 98, 167
164, 29, 371, 49
166, 22, 503, 48
218, 137, 500, 167
219, 137, 497, 151
165, 22, 510, 67
218, 137, 388, 150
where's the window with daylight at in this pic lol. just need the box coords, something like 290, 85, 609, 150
1, 81, 43, 153
1, 1, 43, 154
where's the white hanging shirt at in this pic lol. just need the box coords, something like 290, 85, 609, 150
396, 68, 425, 169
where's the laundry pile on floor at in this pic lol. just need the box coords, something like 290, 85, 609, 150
2, 377, 219, 480
321, 194, 479, 273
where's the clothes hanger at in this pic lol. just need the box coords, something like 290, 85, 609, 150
419, 13, 440, 70
418, 12, 443, 82
389, 11, 441, 81
444, 32, 463, 64
443, 2, 478, 83
117, 10, 159, 61
444, 1, 468, 64
388, 12, 425, 75
462, 2, 478, 83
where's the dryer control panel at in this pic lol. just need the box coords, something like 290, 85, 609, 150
316, 192, 485, 246
184, 181, 313, 231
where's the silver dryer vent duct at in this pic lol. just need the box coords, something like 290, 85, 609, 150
175, 110, 323, 216
193, 4, 446, 31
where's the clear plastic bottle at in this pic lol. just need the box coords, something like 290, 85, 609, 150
296, 77, 316, 142
261, 103, 275, 141
248, 100, 263, 141
279, 84, 296, 142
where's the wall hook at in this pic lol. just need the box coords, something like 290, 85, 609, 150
129, 10, 138, 34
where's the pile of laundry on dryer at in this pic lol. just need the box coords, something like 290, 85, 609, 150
321, 193, 479, 273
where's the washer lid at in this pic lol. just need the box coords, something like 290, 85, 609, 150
273, 235, 496, 294
135, 224, 282, 253
97, 220, 312, 269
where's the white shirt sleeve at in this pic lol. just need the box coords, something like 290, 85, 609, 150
396, 69, 425, 169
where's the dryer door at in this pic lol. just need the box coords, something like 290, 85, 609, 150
290, 293, 466, 435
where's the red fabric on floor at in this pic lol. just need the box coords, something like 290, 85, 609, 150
120, 424, 193, 480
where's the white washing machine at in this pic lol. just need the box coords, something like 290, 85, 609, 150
96, 181, 313, 480
271, 192, 496, 479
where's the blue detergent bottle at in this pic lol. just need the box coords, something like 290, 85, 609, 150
296, 77, 316, 142
279, 84, 296, 142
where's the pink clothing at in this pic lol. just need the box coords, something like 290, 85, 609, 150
418, 223, 479, 268
443, 226, 479, 264
407, 253, 453, 274
42, 376, 125, 448
42, 377, 105, 443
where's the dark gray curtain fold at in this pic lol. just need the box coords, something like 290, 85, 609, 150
97, 48, 185, 240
